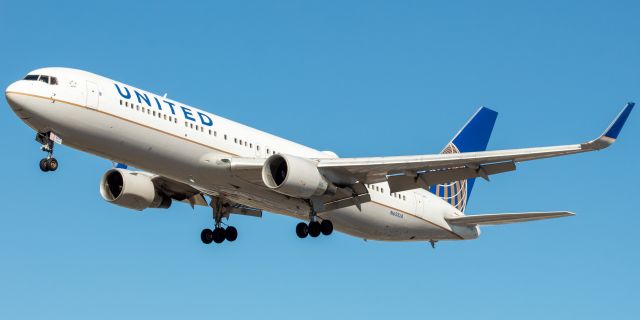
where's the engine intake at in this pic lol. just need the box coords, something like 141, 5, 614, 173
262, 154, 335, 198
100, 169, 171, 211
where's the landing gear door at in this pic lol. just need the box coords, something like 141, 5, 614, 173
86, 81, 99, 109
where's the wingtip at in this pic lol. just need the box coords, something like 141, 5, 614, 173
602, 103, 634, 140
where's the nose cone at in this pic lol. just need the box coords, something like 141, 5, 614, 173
5, 81, 21, 107
5, 80, 33, 119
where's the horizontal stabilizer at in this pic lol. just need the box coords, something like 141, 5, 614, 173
446, 211, 574, 226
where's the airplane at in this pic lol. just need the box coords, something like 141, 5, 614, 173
5, 67, 634, 248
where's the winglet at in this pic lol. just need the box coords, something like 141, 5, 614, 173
583, 102, 634, 150
603, 102, 634, 139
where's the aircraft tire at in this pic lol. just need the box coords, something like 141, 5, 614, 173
39, 158, 49, 172
201, 228, 214, 244
225, 226, 238, 242
296, 223, 308, 238
320, 220, 333, 236
213, 227, 226, 244
308, 221, 321, 238
47, 158, 58, 171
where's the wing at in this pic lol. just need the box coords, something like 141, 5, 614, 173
151, 175, 263, 217
150, 175, 209, 207
317, 103, 634, 193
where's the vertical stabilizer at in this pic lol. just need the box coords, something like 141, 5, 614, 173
429, 107, 498, 212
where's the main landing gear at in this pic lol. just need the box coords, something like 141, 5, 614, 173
201, 197, 238, 245
296, 217, 333, 239
36, 132, 59, 172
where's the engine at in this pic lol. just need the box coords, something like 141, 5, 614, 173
99, 169, 171, 211
261, 154, 336, 198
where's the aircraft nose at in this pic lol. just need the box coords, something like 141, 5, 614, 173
5, 81, 20, 105
5, 80, 32, 116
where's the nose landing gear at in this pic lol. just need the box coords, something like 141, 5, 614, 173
36, 132, 59, 172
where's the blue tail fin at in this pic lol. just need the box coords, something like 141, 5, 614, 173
429, 107, 498, 212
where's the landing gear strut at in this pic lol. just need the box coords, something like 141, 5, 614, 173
36, 132, 59, 172
201, 197, 238, 245
296, 211, 333, 239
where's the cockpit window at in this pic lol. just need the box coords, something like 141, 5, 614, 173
23, 74, 58, 85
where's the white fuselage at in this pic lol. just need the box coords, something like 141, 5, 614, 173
5, 67, 478, 242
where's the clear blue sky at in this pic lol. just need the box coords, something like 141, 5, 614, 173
1, 1, 638, 319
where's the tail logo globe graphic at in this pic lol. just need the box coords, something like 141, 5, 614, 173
432, 143, 468, 212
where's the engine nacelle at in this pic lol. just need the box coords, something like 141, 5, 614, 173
99, 169, 171, 211
262, 154, 336, 198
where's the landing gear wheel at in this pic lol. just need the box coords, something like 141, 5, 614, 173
308, 221, 321, 238
212, 227, 226, 244
39, 158, 49, 172
320, 220, 333, 236
200, 228, 213, 244
47, 158, 58, 172
225, 226, 238, 242
296, 222, 309, 239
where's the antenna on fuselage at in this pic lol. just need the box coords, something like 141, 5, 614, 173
163, 93, 167, 98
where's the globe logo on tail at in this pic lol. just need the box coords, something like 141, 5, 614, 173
432, 143, 468, 212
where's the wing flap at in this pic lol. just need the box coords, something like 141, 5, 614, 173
446, 211, 575, 226
387, 161, 516, 193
